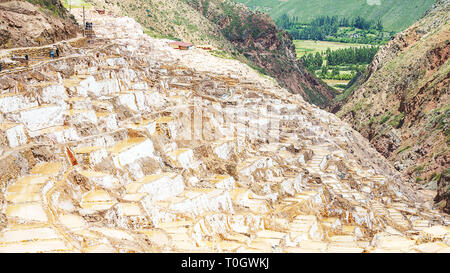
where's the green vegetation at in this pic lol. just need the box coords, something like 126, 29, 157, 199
397, 145, 411, 154
26, 0, 70, 17
144, 28, 181, 41
239, 0, 434, 92
210, 49, 235, 60
61, 0, 92, 9
233, 0, 435, 32
298, 43, 378, 84
294, 40, 367, 57
248, 63, 269, 76
334, 83, 348, 89
413, 164, 425, 174
380, 112, 391, 124
430, 172, 442, 182
334, 80, 359, 102
276, 15, 391, 45
388, 112, 405, 128
325, 46, 379, 66
303, 84, 328, 106
426, 105, 450, 132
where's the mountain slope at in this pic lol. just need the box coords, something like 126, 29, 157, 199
234, 0, 437, 32
85, 0, 336, 108
0, 8, 449, 252
335, 0, 449, 212
0, 0, 79, 49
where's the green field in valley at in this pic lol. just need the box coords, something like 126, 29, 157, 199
294, 40, 377, 91
62, 0, 92, 9
294, 40, 369, 57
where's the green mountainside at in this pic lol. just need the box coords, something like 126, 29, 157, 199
233, 0, 436, 32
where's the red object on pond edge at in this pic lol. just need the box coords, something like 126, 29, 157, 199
65, 146, 78, 166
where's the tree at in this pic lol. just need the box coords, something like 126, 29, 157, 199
314, 52, 323, 68
276, 13, 291, 30
321, 65, 328, 76
376, 19, 383, 31
332, 68, 339, 76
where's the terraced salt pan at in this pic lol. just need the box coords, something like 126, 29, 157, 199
5, 175, 50, 207
90, 227, 134, 241
40, 84, 68, 105
126, 119, 156, 135
0, 93, 38, 113
167, 149, 195, 169
7, 104, 66, 132
65, 109, 99, 126
29, 125, 79, 143
5, 192, 41, 203
0, 123, 27, 148
169, 189, 234, 216
84, 244, 116, 253
80, 189, 117, 211
209, 175, 235, 190
0, 227, 60, 243
0, 239, 71, 253
413, 242, 449, 253
78, 170, 120, 189
122, 193, 148, 202
108, 137, 156, 167
58, 214, 87, 231
96, 112, 119, 131
30, 162, 62, 176
116, 203, 144, 217
6, 203, 48, 222
212, 139, 235, 160
74, 146, 108, 165
126, 173, 184, 201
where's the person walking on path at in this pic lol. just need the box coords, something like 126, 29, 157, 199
50, 49, 54, 59
56, 48, 60, 58
25, 54, 29, 66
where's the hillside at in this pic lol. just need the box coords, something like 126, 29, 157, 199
335, 0, 449, 212
0, 0, 79, 49
234, 0, 437, 32
0, 7, 449, 253
85, 0, 336, 108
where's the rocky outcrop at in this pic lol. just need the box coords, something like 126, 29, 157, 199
435, 168, 450, 213
335, 0, 449, 212
0, 0, 78, 49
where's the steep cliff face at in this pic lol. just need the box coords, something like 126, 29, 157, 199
85, 0, 335, 108
0, 0, 78, 49
336, 0, 449, 212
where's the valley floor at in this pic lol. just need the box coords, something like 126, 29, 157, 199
294, 40, 369, 57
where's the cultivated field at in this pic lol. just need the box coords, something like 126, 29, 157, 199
62, 0, 92, 9
294, 40, 368, 57
323, 79, 350, 91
